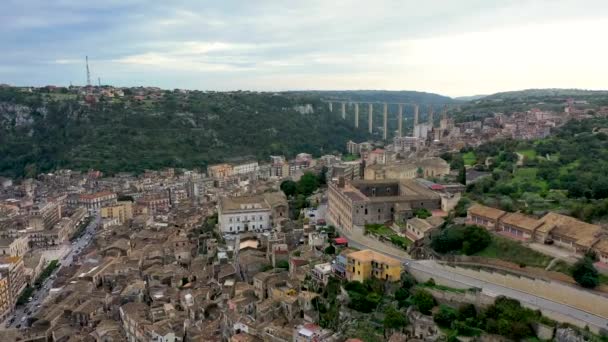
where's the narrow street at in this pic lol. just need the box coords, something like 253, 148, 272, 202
3, 214, 100, 329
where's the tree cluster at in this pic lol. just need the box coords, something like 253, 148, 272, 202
431, 225, 491, 255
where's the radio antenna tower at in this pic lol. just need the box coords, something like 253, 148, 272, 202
86, 56, 92, 87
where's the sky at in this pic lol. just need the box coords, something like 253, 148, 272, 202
1, 0, 608, 97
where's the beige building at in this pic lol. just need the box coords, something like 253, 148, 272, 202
0, 236, 29, 257
73, 191, 117, 211
364, 157, 450, 181
208, 163, 233, 179
467, 204, 506, 230
468, 204, 605, 257
0, 256, 26, 310
29, 199, 62, 230
0, 275, 9, 322
101, 201, 133, 225
404, 216, 445, 242
328, 178, 442, 232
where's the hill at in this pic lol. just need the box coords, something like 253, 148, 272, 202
450, 88, 608, 123
289, 90, 456, 105
484, 88, 608, 101
0, 87, 452, 178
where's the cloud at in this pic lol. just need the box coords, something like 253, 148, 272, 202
1, 0, 608, 95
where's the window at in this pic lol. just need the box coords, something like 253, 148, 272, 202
237, 217, 240, 222
364, 209, 368, 215
357, 271, 360, 275
229, 218, 232, 222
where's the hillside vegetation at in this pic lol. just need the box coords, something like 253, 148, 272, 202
0, 88, 452, 178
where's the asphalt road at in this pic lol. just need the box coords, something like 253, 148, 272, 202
332, 219, 608, 331
409, 260, 608, 332
3, 214, 100, 329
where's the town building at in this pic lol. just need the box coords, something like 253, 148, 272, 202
346, 249, 402, 282
0, 274, 9, 322
467, 204, 506, 230
218, 192, 288, 234
233, 161, 259, 176
0, 256, 26, 311
0, 236, 30, 257
72, 191, 117, 212
468, 204, 605, 257
328, 178, 442, 232
364, 158, 450, 181
403, 216, 445, 243
101, 201, 134, 225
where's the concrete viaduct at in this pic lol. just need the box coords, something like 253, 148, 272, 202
324, 100, 448, 140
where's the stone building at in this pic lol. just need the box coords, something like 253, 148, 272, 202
327, 178, 441, 232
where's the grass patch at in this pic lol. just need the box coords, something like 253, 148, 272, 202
365, 224, 394, 236
474, 236, 552, 268
512, 167, 549, 192
342, 154, 359, 161
463, 151, 477, 166
365, 224, 411, 249
418, 283, 466, 293
517, 149, 537, 159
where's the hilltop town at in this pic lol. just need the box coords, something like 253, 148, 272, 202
0, 86, 608, 341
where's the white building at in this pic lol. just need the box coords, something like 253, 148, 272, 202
233, 161, 259, 175
218, 196, 271, 234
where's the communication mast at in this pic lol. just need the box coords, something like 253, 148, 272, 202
86, 56, 91, 87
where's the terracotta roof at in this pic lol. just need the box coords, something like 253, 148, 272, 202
539, 212, 601, 247
468, 204, 506, 221
593, 238, 608, 254
500, 212, 542, 232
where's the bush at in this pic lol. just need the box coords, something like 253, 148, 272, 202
433, 305, 457, 327
276, 260, 289, 270
572, 257, 599, 288
412, 289, 436, 315
461, 225, 491, 255
414, 208, 432, 219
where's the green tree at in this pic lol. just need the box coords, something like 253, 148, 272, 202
414, 208, 432, 219
384, 305, 407, 333
572, 257, 599, 288
458, 164, 467, 185
462, 225, 491, 255
297, 172, 320, 196
280, 180, 297, 197
433, 305, 457, 327
324, 245, 336, 255
412, 289, 436, 315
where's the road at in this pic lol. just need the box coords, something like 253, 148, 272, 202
3, 213, 100, 329
409, 260, 608, 331
317, 202, 608, 331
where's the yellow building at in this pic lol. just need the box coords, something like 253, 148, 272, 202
0, 275, 9, 322
101, 201, 133, 225
346, 249, 402, 282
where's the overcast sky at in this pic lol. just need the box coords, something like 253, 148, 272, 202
1, 0, 607, 97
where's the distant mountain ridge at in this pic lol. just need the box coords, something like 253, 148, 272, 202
484, 88, 608, 100
287, 90, 457, 104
